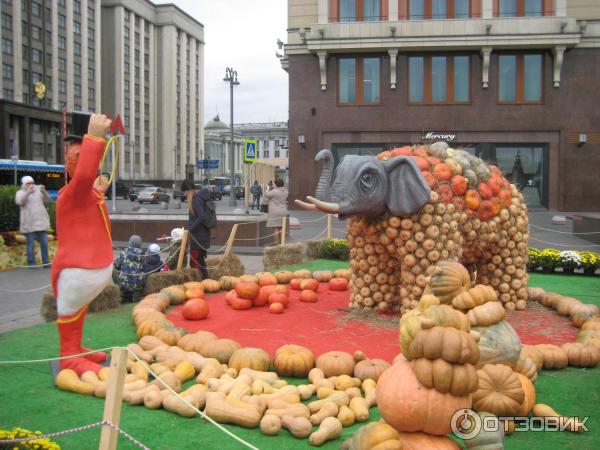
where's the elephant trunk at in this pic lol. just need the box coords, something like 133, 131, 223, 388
314, 149, 334, 201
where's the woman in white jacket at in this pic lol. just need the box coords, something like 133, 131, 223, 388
15, 175, 52, 267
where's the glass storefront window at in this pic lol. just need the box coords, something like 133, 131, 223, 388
339, 58, 356, 103
431, 56, 447, 102
499, 55, 517, 101
409, 56, 424, 102
524, 54, 542, 101
363, 58, 380, 102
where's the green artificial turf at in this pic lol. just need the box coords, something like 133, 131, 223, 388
1, 265, 599, 450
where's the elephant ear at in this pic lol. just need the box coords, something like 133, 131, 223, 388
384, 156, 432, 217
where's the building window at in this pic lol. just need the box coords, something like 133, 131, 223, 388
32, 2, 41, 16
74, 63, 81, 76
88, 28, 95, 40
74, 83, 81, 97
58, 36, 66, 49
275, 150, 280, 158
88, 7, 94, 21
88, 68, 95, 81
88, 47, 94, 59
88, 87, 95, 98
32, 72, 42, 83
3, 63, 13, 80
32, 48, 42, 63
409, 0, 471, 19
47, 53, 52, 67
59, 79, 67, 93
124, 27, 130, 39
74, 0, 81, 14
124, 43, 129, 57
337, 0, 384, 22
338, 56, 381, 104
1, 13, 11, 30
74, 42, 81, 56
497, 0, 543, 17
59, 57, 66, 71
58, 13, 66, 28
32, 25, 41, 40
408, 55, 470, 103
124, 81, 130, 93
3, 88, 13, 99
74, 21, 81, 35
498, 53, 543, 103
2, 38, 13, 55
144, 37, 149, 50
58, 0, 66, 6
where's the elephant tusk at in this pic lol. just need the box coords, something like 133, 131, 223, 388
306, 196, 340, 213
295, 199, 319, 211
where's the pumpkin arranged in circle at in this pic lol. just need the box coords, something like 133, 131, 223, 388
268, 292, 289, 307
274, 344, 315, 377
183, 281, 204, 292
235, 282, 260, 300
200, 279, 221, 293
199, 338, 241, 364
274, 270, 294, 284
185, 288, 205, 300
376, 359, 472, 435
160, 286, 187, 305
269, 303, 284, 314
299, 290, 318, 303
316, 351, 356, 377
228, 347, 271, 372
290, 279, 303, 290
472, 364, 525, 417
353, 358, 390, 382
258, 273, 278, 287
329, 277, 349, 291
154, 325, 187, 346
218, 275, 240, 291
182, 298, 209, 320
300, 279, 319, 292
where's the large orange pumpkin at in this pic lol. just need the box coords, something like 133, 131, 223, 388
268, 292, 289, 307
273, 344, 315, 377
516, 373, 536, 416
235, 282, 260, 300
228, 347, 271, 372
182, 298, 209, 320
376, 360, 472, 435
316, 351, 356, 377
256, 285, 277, 307
258, 273, 278, 287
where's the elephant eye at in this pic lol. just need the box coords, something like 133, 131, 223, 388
361, 173, 373, 184
359, 172, 376, 191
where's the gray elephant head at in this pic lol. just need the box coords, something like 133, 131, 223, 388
296, 149, 431, 218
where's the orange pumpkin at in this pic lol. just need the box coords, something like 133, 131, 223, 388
414, 146, 429, 158
478, 200, 495, 221
472, 364, 525, 416
274, 285, 289, 296
274, 344, 315, 377
499, 188, 512, 207
328, 278, 349, 291
478, 182, 493, 200
269, 302, 284, 314
182, 298, 209, 320
228, 347, 271, 372
376, 360, 471, 435
392, 146, 412, 157
422, 171, 437, 189
488, 176, 502, 195
516, 373, 536, 416
256, 285, 277, 307
465, 189, 481, 210
274, 270, 294, 284
290, 279, 303, 290
377, 150, 392, 160
316, 351, 356, 377
235, 282, 260, 300
437, 183, 454, 203
225, 289, 238, 305
409, 155, 430, 171
433, 163, 452, 181
300, 279, 319, 292
230, 296, 253, 310
258, 273, 278, 287
451, 175, 467, 196
268, 292, 289, 307
299, 290, 318, 303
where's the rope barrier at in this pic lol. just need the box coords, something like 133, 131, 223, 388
0, 346, 259, 450
1, 261, 51, 269
112, 249, 180, 278
298, 214, 330, 224
0, 283, 52, 294
529, 223, 600, 235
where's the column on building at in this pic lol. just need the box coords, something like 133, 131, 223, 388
65, 0, 73, 108
81, 0, 89, 111
94, 0, 101, 110
139, 16, 146, 178
189, 37, 197, 177
148, 21, 155, 179
14, 0, 23, 103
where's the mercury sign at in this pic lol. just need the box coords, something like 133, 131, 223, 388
422, 132, 457, 142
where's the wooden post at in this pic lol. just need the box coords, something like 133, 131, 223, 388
224, 223, 239, 256
176, 229, 189, 270
99, 348, 128, 450
327, 214, 332, 239
281, 216, 287, 246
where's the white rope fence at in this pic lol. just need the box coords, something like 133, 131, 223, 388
0, 346, 259, 450
529, 223, 600, 235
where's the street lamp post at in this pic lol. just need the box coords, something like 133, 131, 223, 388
223, 67, 239, 207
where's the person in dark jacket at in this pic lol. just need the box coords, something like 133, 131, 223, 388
181, 180, 215, 279
114, 234, 145, 302
250, 180, 262, 210
143, 243, 163, 275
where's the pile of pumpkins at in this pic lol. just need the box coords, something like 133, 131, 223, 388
55, 260, 599, 449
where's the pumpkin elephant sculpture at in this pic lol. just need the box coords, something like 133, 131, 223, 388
296, 142, 529, 315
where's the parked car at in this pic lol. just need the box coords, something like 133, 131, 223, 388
105, 181, 129, 200
129, 184, 152, 201
235, 186, 245, 200
137, 186, 170, 204
173, 188, 185, 202
194, 184, 222, 201
222, 185, 232, 196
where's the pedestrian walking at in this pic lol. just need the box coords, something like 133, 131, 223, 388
181, 180, 217, 279
250, 180, 262, 210
260, 180, 273, 213
14, 175, 52, 267
265, 178, 288, 245
114, 234, 146, 303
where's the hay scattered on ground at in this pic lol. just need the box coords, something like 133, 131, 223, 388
337, 308, 400, 329
144, 271, 188, 294
306, 239, 328, 259
40, 284, 122, 322
180, 267, 203, 282
263, 243, 305, 271
207, 253, 245, 279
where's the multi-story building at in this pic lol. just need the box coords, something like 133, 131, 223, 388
237, 121, 289, 162
101, 0, 204, 185
203, 115, 244, 184
283, 0, 600, 211
0, 0, 101, 163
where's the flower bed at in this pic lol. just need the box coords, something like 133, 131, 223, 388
527, 248, 600, 275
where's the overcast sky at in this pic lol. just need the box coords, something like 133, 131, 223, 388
155, 0, 289, 125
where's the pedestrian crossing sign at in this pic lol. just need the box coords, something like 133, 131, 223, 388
244, 139, 257, 163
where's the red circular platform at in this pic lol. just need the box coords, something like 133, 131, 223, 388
167, 284, 578, 361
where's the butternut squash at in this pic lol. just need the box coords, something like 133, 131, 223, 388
80, 371, 107, 398
174, 360, 196, 382
130, 361, 149, 382
265, 403, 310, 418
308, 367, 325, 384
337, 405, 355, 427
127, 343, 153, 363
310, 402, 339, 425
308, 391, 350, 413
532, 404, 586, 432
281, 416, 312, 438
204, 392, 262, 428
151, 371, 181, 392
260, 414, 282, 436
334, 375, 362, 391
123, 384, 159, 405
98, 367, 110, 381
261, 385, 301, 408
163, 392, 201, 417
345, 387, 362, 400
251, 379, 276, 395
143, 389, 163, 409
309, 416, 343, 446
196, 358, 225, 384
183, 351, 209, 372
149, 362, 170, 377
227, 378, 252, 400
349, 397, 370, 422
297, 384, 315, 400
238, 367, 279, 382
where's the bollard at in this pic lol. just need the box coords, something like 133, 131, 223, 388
160, 201, 168, 210
174, 201, 181, 210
